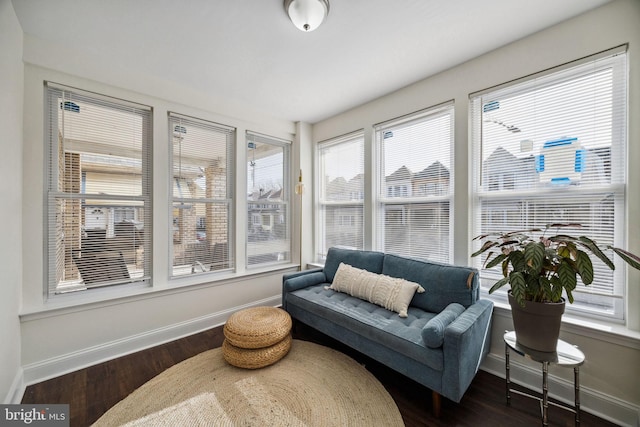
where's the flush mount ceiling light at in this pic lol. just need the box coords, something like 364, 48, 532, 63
284, 0, 330, 32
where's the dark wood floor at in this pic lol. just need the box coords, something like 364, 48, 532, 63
22, 320, 616, 427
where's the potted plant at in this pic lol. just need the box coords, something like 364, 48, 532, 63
472, 223, 640, 352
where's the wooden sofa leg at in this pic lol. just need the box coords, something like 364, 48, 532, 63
432, 391, 441, 418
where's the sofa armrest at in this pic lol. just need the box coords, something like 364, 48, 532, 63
421, 303, 466, 348
283, 267, 324, 282
441, 299, 494, 402
282, 269, 327, 309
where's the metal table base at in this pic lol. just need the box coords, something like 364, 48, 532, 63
504, 331, 585, 426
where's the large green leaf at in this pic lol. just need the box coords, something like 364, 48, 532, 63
549, 234, 580, 244
610, 247, 640, 271
509, 272, 527, 306
524, 241, 545, 273
485, 253, 507, 269
502, 258, 509, 278
558, 259, 577, 291
547, 223, 583, 230
575, 250, 593, 285
550, 276, 566, 303
557, 246, 569, 261
471, 240, 498, 257
488, 276, 509, 294
578, 236, 615, 270
526, 273, 542, 301
565, 288, 575, 304
550, 279, 563, 302
509, 250, 526, 272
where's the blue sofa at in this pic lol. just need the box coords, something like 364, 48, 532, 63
282, 247, 493, 416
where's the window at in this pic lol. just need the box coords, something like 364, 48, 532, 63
374, 104, 454, 263
471, 47, 628, 320
45, 83, 152, 296
246, 132, 291, 267
316, 132, 365, 261
169, 113, 235, 276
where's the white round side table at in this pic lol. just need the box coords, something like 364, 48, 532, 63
503, 330, 585, 426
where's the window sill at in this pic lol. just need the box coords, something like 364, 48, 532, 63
492, 301, 640, 350
20, 263, 300, 322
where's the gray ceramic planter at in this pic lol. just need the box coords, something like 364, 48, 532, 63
508, 291, 565, 352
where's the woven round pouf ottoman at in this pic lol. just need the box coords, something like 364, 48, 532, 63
222, 306, 292, 369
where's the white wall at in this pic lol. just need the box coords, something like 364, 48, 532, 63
313, 1, 640, 424
10, 0, 640, 423
18, 35, 299, 387
0, 0, 23, 403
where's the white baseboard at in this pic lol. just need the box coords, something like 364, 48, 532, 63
4, 367, 25, 404
20, 296, 281, 391
481, 353, 640, 427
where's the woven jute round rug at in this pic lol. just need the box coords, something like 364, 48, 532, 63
92, 339, 404, 427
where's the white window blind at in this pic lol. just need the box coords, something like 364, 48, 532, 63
374, 103, 454, 263
471, 47, 628, 319
246, 132, 291, 267
169, 113, 235, 276
316, 131, 365, 261
45, 83, 152, 295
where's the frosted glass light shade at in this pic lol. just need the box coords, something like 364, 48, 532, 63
284, 0, 330, 32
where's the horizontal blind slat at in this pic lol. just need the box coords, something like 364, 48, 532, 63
471, 51, 627, 320
46, 83, 152, 295
375, 105, 454, 263
169, 113, 236, 277
317, 132, 365, 259
246, 131, 291, 268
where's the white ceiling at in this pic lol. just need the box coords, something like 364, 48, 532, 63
12, 0, 611, 124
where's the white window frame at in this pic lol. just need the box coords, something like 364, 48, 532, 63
246, 131, 292, 268
44, 83, 152, 298
168, 112, 236, 278
470, 46, 628, 322
374, 102, 455, 263
315, 131, 365, 262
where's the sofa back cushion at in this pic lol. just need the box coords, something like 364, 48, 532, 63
382, 254, 479, 312
323, 247, 385, 283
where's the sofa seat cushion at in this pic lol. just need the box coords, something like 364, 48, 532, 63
288, 284, 444, 371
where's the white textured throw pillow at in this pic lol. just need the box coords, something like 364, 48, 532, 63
327, 262, 425, 317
